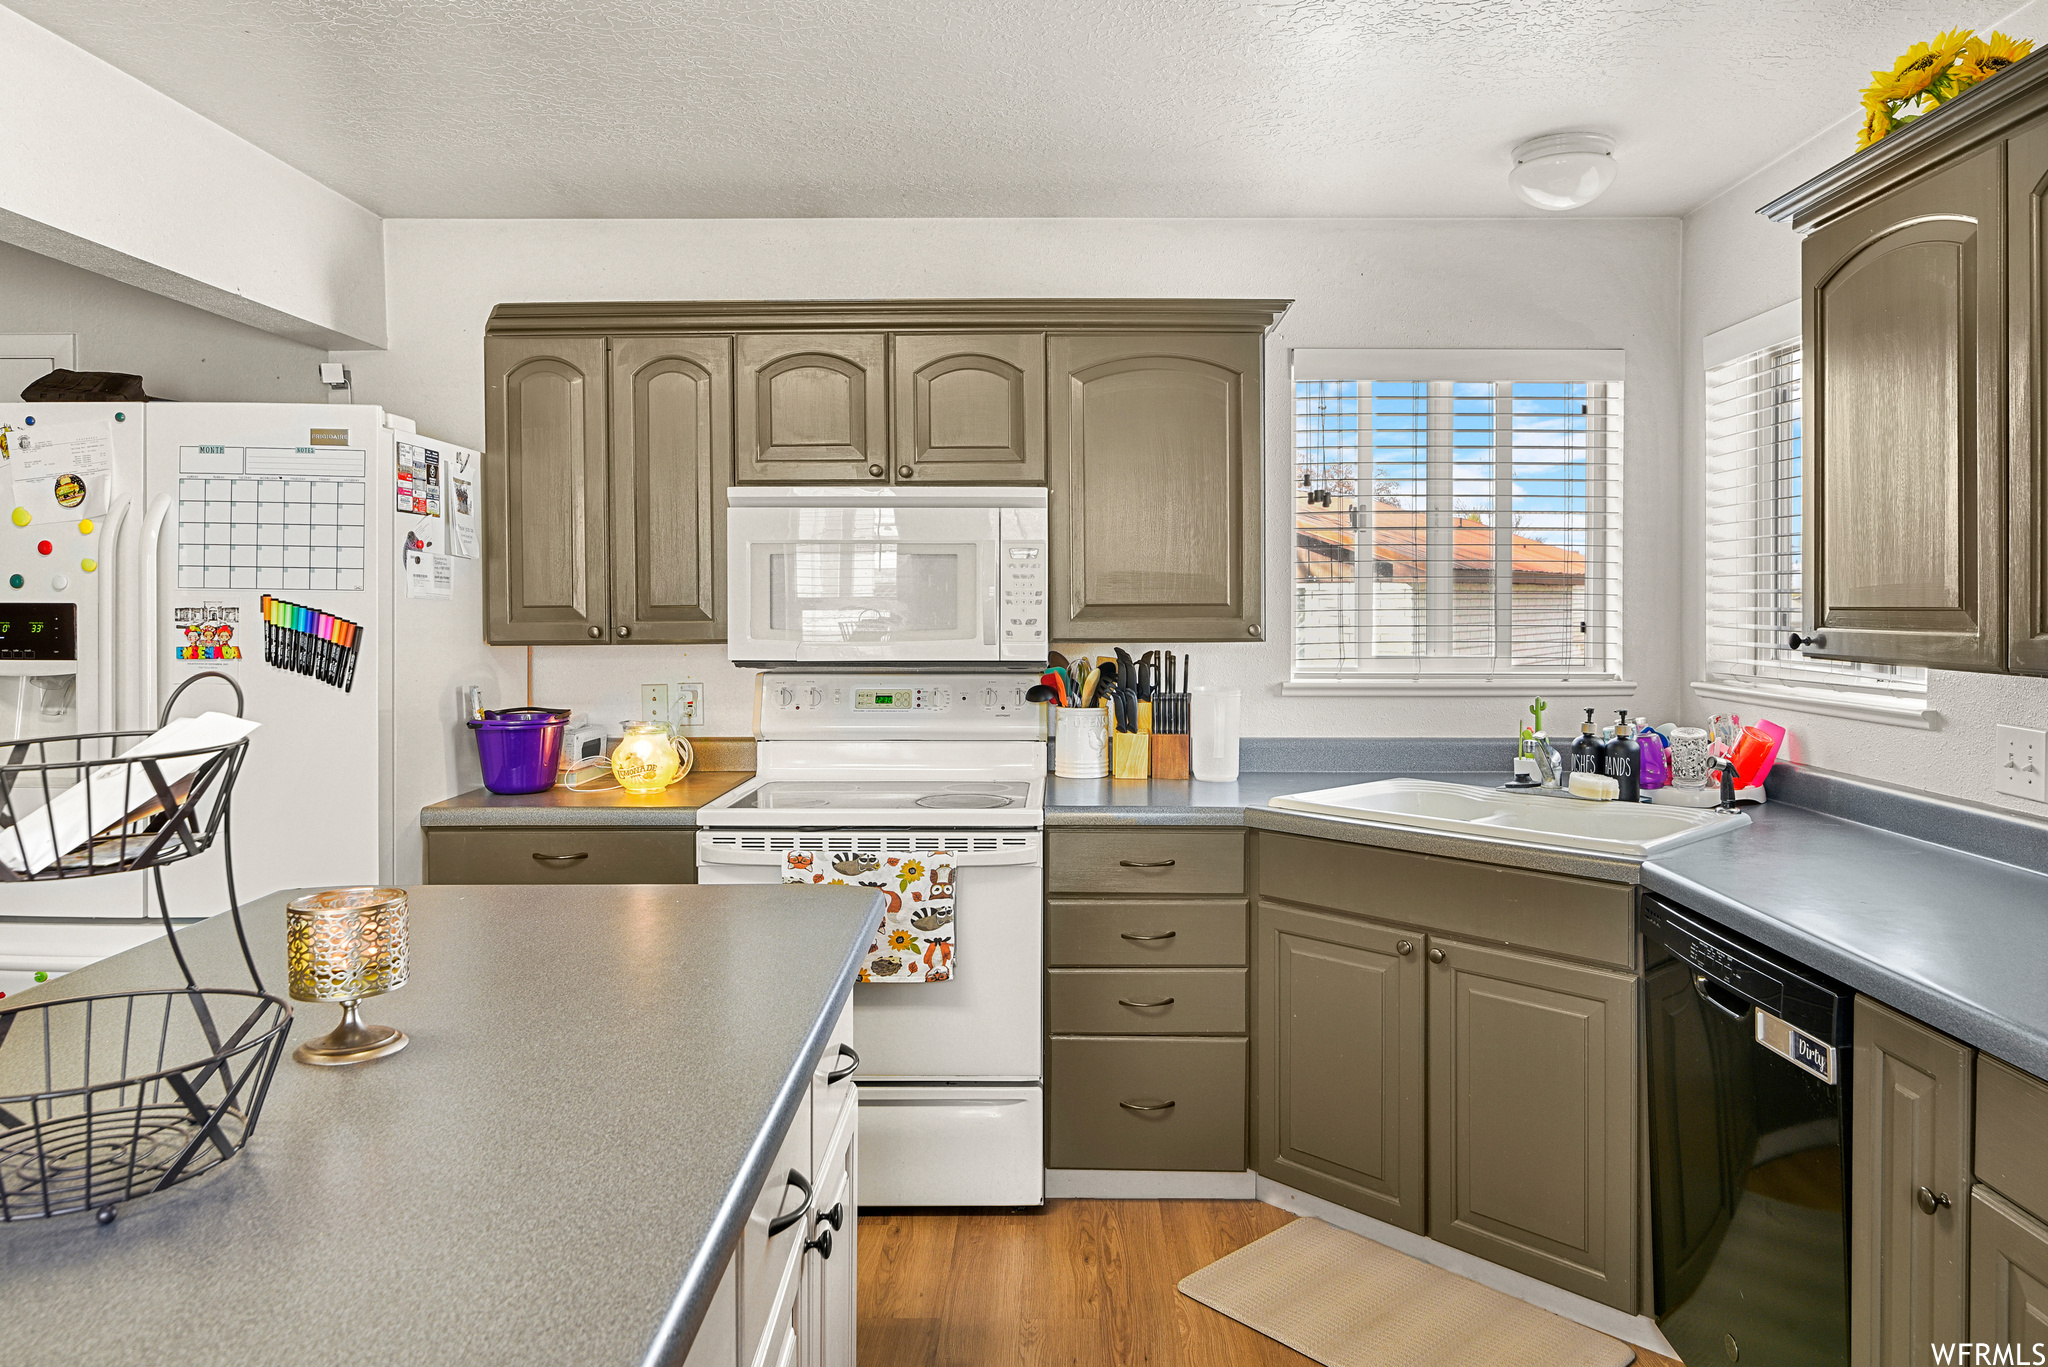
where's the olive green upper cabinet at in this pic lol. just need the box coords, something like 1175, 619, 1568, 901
736, 333, 889, 483
484, 335, 611, 643
609, 337, 732, 644
1048, 333, 1264, 642
1799, 146, 2006, 671
2007, 119, 2048, 672
889, 333, 1046, 483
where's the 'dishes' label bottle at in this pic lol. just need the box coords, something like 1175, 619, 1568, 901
1570, 708, 1603, 775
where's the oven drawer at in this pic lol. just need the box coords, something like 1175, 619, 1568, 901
1046, 830, 1244, 895
857, 1084, 1043, 1206
1047, 968, 1245, 1035
1048, 1036, 1246, 1171
1048, 898, 1247, 966
423, 828, 696, 885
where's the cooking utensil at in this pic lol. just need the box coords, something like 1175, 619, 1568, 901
1080, 666, 1102, 707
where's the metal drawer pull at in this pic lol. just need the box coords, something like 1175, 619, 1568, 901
820, 1201, 845, 1232
767, 1168, 814, 1236
806, 1227, 833, 1259
532, 852, 589, 866
1119, 1098, 1176, 1113
826, 1043, 860, 1085
1118, 859, 1176, 868
1916, 1185, 1952, 1216
1118, 996, 1176, 1009
1396, 940, 1414, 956
1428, 947, 1445, 964
1121, 931, 1178, 942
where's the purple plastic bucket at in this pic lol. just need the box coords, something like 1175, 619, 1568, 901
468, 708, 570, 794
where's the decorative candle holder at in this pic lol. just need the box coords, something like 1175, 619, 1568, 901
612, 722, 685, 793
287, 887, 409, 1066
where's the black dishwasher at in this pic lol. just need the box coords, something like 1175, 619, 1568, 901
1642, 896, 1852, 1367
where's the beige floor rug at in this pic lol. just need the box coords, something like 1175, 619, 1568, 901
1177, 1217, 1639, 1367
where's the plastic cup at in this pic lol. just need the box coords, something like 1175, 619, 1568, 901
1191, 687, 1242, 782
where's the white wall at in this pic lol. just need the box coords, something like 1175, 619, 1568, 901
0, 242, 328, 402
338, 216, 1684, 739
0, 3, 385, 349
1680, 126, 2048, 816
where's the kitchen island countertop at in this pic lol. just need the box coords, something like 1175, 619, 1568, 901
0, 882, 883, 1366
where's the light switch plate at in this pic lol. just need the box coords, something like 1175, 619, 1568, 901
1996, 724, 2046, 801
640, 683, 670, 726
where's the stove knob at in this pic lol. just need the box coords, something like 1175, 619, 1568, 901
983, 686, 999, 710
807, 686, 826, 708
776, 686, 796, 708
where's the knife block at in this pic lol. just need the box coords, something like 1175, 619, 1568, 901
1111, 731, 1150, 780
1149, 733, 1190, 780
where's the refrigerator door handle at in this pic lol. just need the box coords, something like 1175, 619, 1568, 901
98, 498, 130, 732
140, 494, 172, 729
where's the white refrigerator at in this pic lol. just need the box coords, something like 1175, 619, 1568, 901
0, 401, 512, 995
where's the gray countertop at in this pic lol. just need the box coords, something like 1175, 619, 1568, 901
0, 882, 884, 1366
420, 770, 754, 828
1052, 768, 2048, 1082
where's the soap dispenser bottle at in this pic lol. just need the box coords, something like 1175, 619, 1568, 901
1571, 708, 1603, 775
1603, 710, 1641, 802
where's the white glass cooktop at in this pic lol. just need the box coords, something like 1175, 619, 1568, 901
725, 780, 1033, 812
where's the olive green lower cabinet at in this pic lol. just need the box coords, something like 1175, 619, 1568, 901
1970, 1057, 2048, 1360
421, 827, 697, 884
1045, 829, 1250, 1175
1254, 832, 1641, 1313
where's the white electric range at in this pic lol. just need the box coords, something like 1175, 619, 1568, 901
695, 671, 1046, 1207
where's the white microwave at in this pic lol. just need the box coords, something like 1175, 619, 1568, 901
726, 486, 1048, 665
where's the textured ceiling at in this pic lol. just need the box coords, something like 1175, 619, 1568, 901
7, 0, 1989, 218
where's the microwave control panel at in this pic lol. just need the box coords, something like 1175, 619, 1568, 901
1000, 541, 1047, 658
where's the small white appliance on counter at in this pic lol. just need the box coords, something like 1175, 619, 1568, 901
695, 670, 1047, 1207
725, 485, 1048, 666
0, 400, 499, 995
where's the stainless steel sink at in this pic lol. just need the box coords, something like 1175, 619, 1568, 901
1267, 778, 1749, 859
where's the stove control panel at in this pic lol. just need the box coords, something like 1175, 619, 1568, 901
755, 672, 1047, 740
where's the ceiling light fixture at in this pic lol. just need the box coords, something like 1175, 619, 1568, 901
1508, 133, 1617, 211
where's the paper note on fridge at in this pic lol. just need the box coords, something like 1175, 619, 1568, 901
0, 712, 261, 876
9, 420, 113, 520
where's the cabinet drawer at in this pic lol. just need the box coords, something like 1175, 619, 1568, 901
1978, 1055, 2048, 1224
1259, 831, 1632, 969
423, 828, 695, 885
1047, 829, 1244, 895
1047, 898, 1246, 966
1047, 968, 1245, 1035
1048, 1036, 1245, 1171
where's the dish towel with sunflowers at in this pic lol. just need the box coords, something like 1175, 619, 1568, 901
781, 849, 956, 984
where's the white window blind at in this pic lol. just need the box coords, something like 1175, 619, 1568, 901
1703, 338, 1926, 698
1293, 374, 1623, 679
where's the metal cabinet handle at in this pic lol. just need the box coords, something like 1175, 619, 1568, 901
826, 1043, 860, 1084
616, 625, 632, 638
1120, 931, 1177, 942
867, 463, 884, 477
898, 464, 913, 478
1396, 940, 1414, 956
1916, 1185, 1952, 1216
1118, 859, 1176, 868
586, 625, 603, 638
767, 1168, 814, 1236
819, 1201, 845, 1232
532, 852, 589, 866
1788, 631, 1827, 651
1119, 1098, 1176, 1113
805, 1227, 833, 1260
1118, 997, 1176, 1009
1427, 947, 1446, 964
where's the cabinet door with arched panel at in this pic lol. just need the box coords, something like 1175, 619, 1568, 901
736, 334, 887, 483
891, 333, 1045, 483
610, 336, 732, 644
483, 335, 610, 644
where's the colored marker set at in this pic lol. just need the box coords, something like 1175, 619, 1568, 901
261, 595, 361, 692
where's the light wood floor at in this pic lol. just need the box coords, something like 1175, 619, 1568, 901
857, 1199, 1682, 1366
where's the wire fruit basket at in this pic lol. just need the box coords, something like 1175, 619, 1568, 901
0, 673, 292, 1222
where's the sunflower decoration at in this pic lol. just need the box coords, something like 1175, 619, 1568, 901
887, 928, 920, 953
1859, 28, 2034, 149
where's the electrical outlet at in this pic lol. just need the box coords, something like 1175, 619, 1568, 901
640, 683, 670, 727
673, 682, 704, 731
1997, 724, 2046, 801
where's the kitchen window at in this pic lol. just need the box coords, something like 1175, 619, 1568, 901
1286, 349, 1626, 694
1699, 308, 1930, 725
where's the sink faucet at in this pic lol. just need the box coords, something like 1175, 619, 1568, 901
1710, 758, 1740, 812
